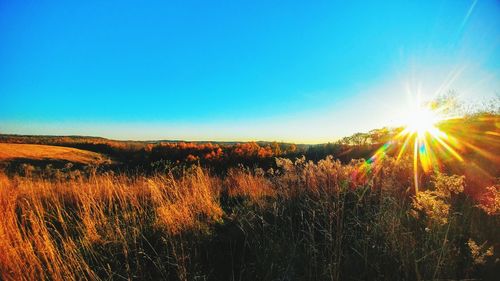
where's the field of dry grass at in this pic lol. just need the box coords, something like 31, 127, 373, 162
0, 156, 498, 281
0, 143, 111, 165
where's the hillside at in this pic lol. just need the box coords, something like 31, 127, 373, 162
0, 143, 111, 165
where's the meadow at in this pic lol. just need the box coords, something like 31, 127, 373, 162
0, 143, 111, 165
0, 114, 499, 281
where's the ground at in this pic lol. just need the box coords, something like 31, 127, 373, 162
0, 143, 110, 165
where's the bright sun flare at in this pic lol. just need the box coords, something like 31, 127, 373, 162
363, 100, 465, 194
405, 107, 440, 136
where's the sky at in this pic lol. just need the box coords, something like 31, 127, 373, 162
0, 0, 498, 143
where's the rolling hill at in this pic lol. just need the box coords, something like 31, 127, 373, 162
0, 143, 111, 165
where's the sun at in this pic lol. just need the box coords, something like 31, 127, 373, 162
395, 103, 465, 192
361, 99, 465, 194
404, 106, 440, 136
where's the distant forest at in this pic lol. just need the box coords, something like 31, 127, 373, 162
0, 128, 392, 172
0, 112, 497, 175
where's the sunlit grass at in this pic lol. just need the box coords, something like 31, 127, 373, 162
1, 156, 498, 280
0, 143, 111, 165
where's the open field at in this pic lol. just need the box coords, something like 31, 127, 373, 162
0, 143, 111, 165
1, 155, 499, 280
0, 114, 499, 280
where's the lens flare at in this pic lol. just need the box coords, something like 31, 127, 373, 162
404, 107, 439, 136
363, 100, 465, 194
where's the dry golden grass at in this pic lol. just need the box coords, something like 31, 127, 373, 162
225, 169, 276, 203
0, 168, 222, 281
0, 156, 498, 280
0, 143, 110, 165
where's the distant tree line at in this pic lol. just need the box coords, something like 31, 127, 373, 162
1, 111, 497, 174
0, 132, 388, 172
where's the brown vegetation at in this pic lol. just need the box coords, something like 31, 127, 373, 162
0, 113, 499, 280
0, 155, 498, 280
0, 143, 110, 165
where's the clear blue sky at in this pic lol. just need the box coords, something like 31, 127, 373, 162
1, 0, 498, 142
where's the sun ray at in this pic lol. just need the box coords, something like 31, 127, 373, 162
413, 136, 419, 193
360, 96, 470, 194
396, 133, 412, 161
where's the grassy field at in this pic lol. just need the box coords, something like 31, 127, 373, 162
0, 143, 111, 165
0, 156, 498, 281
